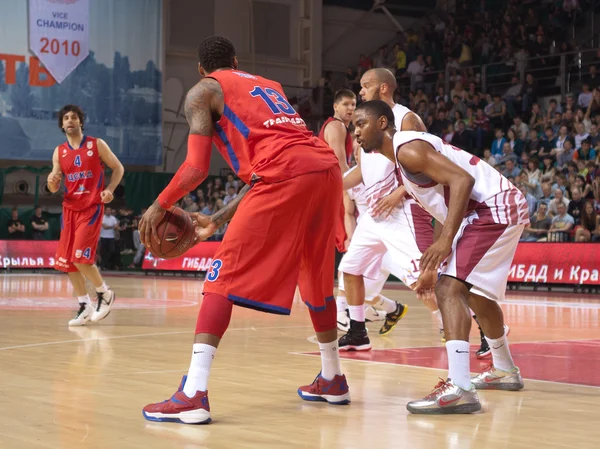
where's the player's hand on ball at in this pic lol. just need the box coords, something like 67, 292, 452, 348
100, 189, 114, 203
372, 188, 406, 218
139, 201, 167, 247
420, 238, 452, 272
188, 212, 218, 243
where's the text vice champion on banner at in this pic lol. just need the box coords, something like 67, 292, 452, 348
28, 0, 89, 83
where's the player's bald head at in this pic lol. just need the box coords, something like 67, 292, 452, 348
359, 68, 397, 102
370, 68, 397, 90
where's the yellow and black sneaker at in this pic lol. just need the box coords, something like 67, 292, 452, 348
378, 303, 408, 336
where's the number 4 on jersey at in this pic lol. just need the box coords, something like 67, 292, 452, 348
74, 155, 82, 167
250, 86, 296, 116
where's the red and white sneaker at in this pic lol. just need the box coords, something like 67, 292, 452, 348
297, 373, 351, 405
142, 376, 211, 424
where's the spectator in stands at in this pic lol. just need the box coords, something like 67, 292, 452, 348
588, 123, 600, 146
100, 207, 120, 270
549, 188, 571, 216
405, 54, 425, 91
182, 194, 199, 213
574, 122, 590, 150
491, 128, 506, 158
557, 139, 576, 170
578, 83, 593, 109
486, 95, 507, 129
511, 116, 529, 141
576, 201, 600, 242
548, 202, 575, 241
522, 159, 542, 196
30, 206, 48, 240
503, 158, 521, 178
503, 76, 523, 116
529, 103, 545, 133
482, 148, 496, 166
568, 187, 585, 224
223, 186, 237, 205
430, 109, 451, 137
451, 120, 471, 152
130, 208, 146, 268
473, 108, 490, 150
225, 174, 240, 192
7, 208, 25, 240
522, 74, 539, 112
506, 128, 525, 156
574, 138, 596, 161
499, 141, 518, 165
521, 202, 552, 242
538, 182, 554, 206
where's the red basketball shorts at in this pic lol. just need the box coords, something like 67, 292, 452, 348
203, 165, 343, 315
335, 197, 347, 253
55, 204, 103, 272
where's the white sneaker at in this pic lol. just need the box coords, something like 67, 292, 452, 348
91, 290, 116, 322
365, 305, 386, 322
337, 310, 349, 332
69, 303, 94, 326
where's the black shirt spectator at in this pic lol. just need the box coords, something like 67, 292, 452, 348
31, 206, 48, 240
568, 188, 586, 225
7, 209, 25, 240
430, 110, 451, 137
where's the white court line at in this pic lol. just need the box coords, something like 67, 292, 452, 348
0, 325, 313, 351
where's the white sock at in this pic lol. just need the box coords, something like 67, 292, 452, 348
433, 309, 444, 328
485, 333, 515, 372
96, 282, 108, 293
446, 340, 472, 390
348, 305, 365, 322
319, 340, 343, 380
336, 295, 348, 312
182, 343, 216, 397
77, 294, 90, 305
374, 295, 398, 313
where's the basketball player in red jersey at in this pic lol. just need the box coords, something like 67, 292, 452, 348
139, 36, 349, 425
47, 105, 124, 326
318, 89, 356, 173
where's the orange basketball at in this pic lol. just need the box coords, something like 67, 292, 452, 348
146, 207, 195, 259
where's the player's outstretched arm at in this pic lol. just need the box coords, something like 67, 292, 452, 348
324, 120, 350, 173
140, 79, 222, 247
343, 191, 356, 247
397, 140, 474, 272
97, 139, 125, 203
47, 147, 62, 193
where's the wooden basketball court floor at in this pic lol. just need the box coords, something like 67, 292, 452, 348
1, 273, 600, 449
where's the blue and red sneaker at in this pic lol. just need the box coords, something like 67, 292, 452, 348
142, 376, 211, 424
297, 373, 351, 405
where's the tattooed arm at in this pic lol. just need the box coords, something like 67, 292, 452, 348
190, 184, 251, 242
401, 111, 427, 132
139, 78, 224, 246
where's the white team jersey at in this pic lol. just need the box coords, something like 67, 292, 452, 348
392, 131, 530, 226
346, 167, 368, 221
360, 103, 412, 220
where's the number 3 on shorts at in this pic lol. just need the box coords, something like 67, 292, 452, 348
207, 259, 222, 282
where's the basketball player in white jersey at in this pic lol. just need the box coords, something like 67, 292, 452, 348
353, 100, 529, 414
336, 68, 442, 351
337, 152, 444, 339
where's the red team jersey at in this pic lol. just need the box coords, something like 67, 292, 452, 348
55, 136, 105, 272
206, 70, 338, 184
58, 136, 105, 211
318, 117, 353, 165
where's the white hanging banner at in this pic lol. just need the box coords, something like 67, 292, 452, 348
28, 0, 89, 84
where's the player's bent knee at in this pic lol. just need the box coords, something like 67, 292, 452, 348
309, 299, 337, 333
435, 275, 467, 303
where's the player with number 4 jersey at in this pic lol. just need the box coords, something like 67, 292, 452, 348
48, 104, 124, 327
139, 36, 349, 426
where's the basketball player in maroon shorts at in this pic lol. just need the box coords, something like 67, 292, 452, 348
139, 36, 350, 425
48, 105, 124, 326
